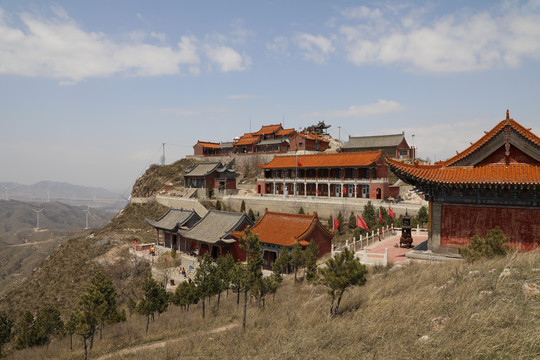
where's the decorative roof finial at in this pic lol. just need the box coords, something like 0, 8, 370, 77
506, 109, 510, 121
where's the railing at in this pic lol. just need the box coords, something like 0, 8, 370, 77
332, 225, 396, 266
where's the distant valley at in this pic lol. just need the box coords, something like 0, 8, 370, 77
0, 198, 117, 296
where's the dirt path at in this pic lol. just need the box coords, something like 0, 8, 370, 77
0, 238, 57, 247
95, 323, 239, 359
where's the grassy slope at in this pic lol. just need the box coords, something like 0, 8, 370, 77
10, 252, 540, 360
0, 201, 169, 320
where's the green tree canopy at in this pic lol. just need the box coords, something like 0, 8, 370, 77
319, 248, 368, 316
458, 226, 510, 262
137, 275, 169, 333
0, 311, 14, 358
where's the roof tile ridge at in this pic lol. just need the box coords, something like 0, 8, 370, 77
441, 119, 506, 166
509, 119, 540, 145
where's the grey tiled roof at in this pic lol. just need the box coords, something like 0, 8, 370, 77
257, 138, 288, 146
181, 210, 253, 244
145, 208, 201, 231
343, 133, 405, 149
184, 162, 221, 177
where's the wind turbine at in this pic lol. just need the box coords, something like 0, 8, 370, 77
32, 208, 44, 229
83, 206, 91, 229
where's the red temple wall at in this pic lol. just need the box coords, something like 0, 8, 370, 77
440, 204, 540, 251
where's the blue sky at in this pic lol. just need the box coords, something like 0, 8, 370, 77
1, 0, 540, 192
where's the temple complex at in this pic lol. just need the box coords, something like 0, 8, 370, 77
387, 111, 540, 252
257, 151, 398, 200
232, 210, 333, 269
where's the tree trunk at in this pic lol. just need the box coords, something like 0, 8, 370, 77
217, 291, 221, 309
237, 290, 240, 306
242, 288, 248, 329
334, 291, 344, 315
329, 293, 335, 316
83, 337, 88, 360
69, 334, 72, 351
202, 296, 206, 318
100, 322, 104, 340
90, 328, 94, 349
146, 313, 150, 333
294, 266, 298, 283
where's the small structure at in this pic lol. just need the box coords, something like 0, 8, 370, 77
179, 210, 254, 261
232, 210, 333, 270
184, 161, 237, 197
146, 208, 202, 249
289, 131, 330, 152
257, 150, 398, 200
387, 111, 540, 253
399, 212, 413, 248
342, 133, 414, 160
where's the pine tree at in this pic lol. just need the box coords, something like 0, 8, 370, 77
216, 254, 234, 309
229, 261, 246, 306
73, 309, 94, 360
319, 248, 368, 316
240, 200, 246, 213
459, 226, 510, 262
272, 247, 291, 278
247, 208, 256, 221
0, 311, 13, 358
304, 241, 319, 281
89, 273, 121, 341
416, 206, 428, 227
193, 253, 218, 318
215, 200, 222, 211
239, 228, 263, 328
64, 313, 76, 351
15, 311, 36, 349
34, 307, 63, 349
298, 207, 305, 214
290, 243, 305, 283
348, 211, 356, 229
336, 211, 344, 235
362, 201, 377, 231
137, 274, 168, 333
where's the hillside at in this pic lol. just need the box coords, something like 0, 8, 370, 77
0, 201, 168, 320
131, 158, 197, 197
6, 251, 540, 359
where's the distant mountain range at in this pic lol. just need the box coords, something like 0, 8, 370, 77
0, 199, 115, 239
0, 181, 127, 210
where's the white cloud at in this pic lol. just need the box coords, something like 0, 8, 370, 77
304, 100, 406, 118
294, 33, 334, 64
0, 7, 251, 83
205, 45, 251, 72
386, 118, 495, 163
339, 2, 540, 72
266, 36, 290, 57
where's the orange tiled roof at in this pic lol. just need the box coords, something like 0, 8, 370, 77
387, 157, 540, 185
234, 211, 333, 247
276, 128, 295, 136
259, 151, 382, 169
234, 134, 260, 146
196, 141, 220, 149
252, 124, 283, 136
442, 116, 540, 166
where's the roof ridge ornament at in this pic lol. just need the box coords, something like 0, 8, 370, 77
506, 109, 510, 122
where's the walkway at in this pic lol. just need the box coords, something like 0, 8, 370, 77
358, 232, 428, 265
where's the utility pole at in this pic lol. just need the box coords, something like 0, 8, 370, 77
412, 134, 415, 161
161, 143, 166, 165
32, 208, 44, 229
